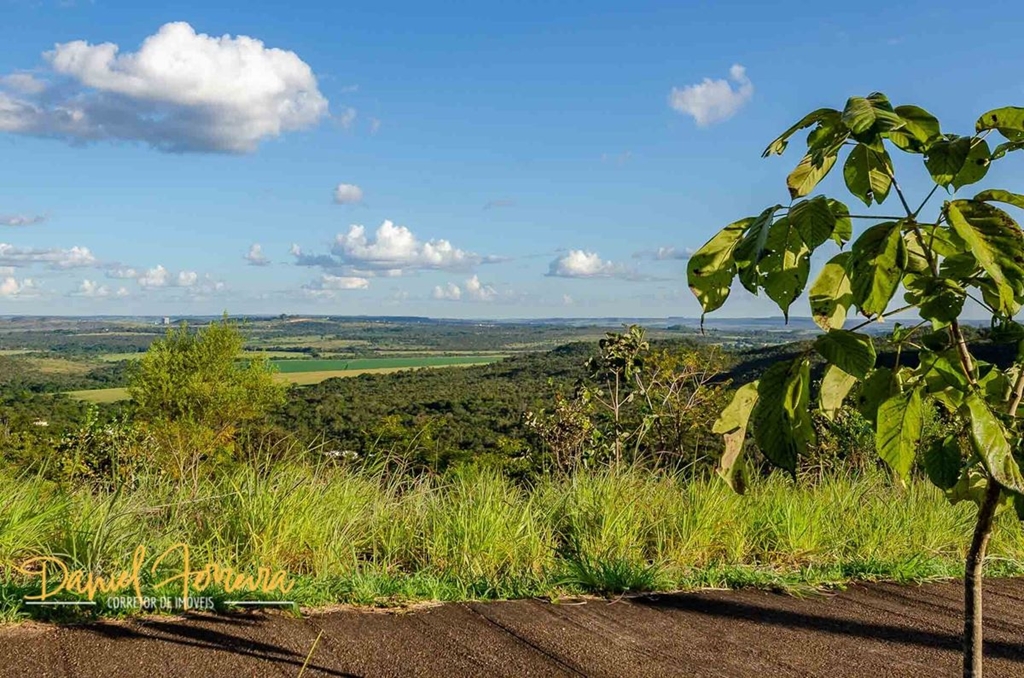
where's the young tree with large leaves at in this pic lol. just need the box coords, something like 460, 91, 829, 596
687, 94, 1024, 677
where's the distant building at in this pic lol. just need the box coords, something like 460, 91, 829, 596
162, 317, 171, 326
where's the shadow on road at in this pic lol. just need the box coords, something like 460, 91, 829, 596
636, 594, 1024, 662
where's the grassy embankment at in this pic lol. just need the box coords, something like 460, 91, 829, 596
2, 464, 1022, 621
67, 356, 503, 403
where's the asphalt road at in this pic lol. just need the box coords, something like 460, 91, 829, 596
3, 579, 1024, 677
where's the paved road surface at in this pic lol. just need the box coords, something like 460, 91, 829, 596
3, 579, 1024, 677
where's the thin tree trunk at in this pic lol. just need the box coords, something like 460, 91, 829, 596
964, 480, 1001, 678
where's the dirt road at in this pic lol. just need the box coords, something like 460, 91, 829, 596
3, 579, 1024, 677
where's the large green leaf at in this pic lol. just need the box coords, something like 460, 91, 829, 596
976, 107, 1024, 141
925, 137, 971, 187
963, 393, 1024, 494
974, 189, 1024, 210
876, 388, 924, 480
887, 105, 941, 152
951, 139, 991, 191
809, 252, 853, 330
857, 367, 896, 426
763, 108, 841, 157
687, 218, 750, 315
733, 205, 781, 293
752, 359, 815, 473
819, 364, 858, 421
923, 436, 962, 490
790, 196, 837, 249
946, 200, 1024, 317
814, 329, 876, 378
760, 217, 810, 319
843, 144, 893, 206
841, 93, 903, 141
828, 199, 853, 246
787, 151, 838, 199
850, 222, 906, 317
712, 381, 759, 493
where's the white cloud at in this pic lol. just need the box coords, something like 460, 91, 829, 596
633, 246, 693, 261
0, 73, 47, 95
176, 270, 198, 287
301, 273, 370, 298
333, 183, 364, 205
0, 277, 36, 298
73, 279, 110, 297
316, 274, 369, 290
245, 243, 270, 266
0, 22, 329, 153
465, 275, 497, 301
0, 243, 96, 269
137, 265, 170, 288
369, 118, 381, 135
294, 220, 491, 275
548, 250, 620, 278
1, 214, 46, 227
104, 265, 139, 279
433, 275, 499, 302
432, 282, 462, 301
669, 64, 753, 126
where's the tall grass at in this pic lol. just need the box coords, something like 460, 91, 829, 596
2, 463, 1022, 620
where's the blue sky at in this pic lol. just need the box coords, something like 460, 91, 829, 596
0, 0, 1022, 318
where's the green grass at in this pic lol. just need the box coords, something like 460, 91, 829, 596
2, 464, 1022, 621
270, 356, 504, 373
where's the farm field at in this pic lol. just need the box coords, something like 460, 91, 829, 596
66, 356, 502, 402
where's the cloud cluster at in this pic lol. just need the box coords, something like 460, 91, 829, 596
0, 277, 36, 298
72, 279, 129, 298
0, 243, 96, 269
294, 220, 491, 276
432, 275, 498, 302
0, 22, 329, 153
669, 64, 753, 126
1, 214, 47, 227
245, 243, 270, 266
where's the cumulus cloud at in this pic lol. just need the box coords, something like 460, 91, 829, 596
72, 279, 111, 298
137, 265, 170, 288
1, 214, 47, 227
0, 243, 96, 269
244, 243, 270, 266
548, 250, 621, 278
434, 275, 500, 302
0, 22, 329, 153
104, 265, 139, 279
0, 277, 37, 298
333, 183, 364, 205
176, 270, 198, 287
633, 246, 693, 261
293, 220, 493, 275
669, 64, 753, 126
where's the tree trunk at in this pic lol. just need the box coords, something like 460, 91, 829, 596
964, 480, 1001, 678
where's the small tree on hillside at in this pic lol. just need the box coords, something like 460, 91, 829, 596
129, 317, 285, 481
688, 94, 1024, 677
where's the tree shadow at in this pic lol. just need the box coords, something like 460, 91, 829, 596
70, 619, 356, 677
635, 593, 1024, 662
